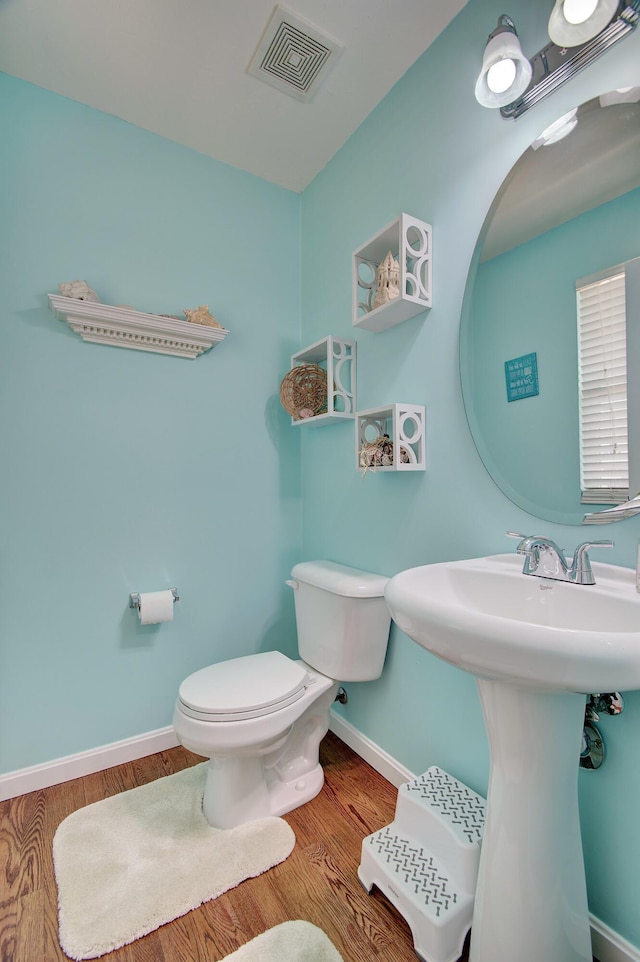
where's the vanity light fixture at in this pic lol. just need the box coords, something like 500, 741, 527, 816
475, 1, 640, 119
474, 15, 533, 109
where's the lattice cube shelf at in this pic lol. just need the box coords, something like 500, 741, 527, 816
356, 404, 425, 472
353, 213, 432, 333
287, 336, 356, 425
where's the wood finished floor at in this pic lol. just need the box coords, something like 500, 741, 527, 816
0, 732, 599, 962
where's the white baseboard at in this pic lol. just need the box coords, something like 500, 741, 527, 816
329, 709, 416, 788
591, 917, 640, 962
328, 709, 640, 962
0, 726, 179, 802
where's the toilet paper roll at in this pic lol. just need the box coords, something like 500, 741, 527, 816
138, 590, 174, 625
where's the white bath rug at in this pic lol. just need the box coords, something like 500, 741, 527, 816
221, 921, 344, 962
52, 763, 295, 960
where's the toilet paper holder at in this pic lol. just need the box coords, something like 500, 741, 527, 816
129, 588, 180, 609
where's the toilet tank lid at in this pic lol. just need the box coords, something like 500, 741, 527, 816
291, 560, 388, 598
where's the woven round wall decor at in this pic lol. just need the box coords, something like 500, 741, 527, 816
279, 363, 328, 420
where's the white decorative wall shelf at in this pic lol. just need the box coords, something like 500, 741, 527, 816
353, 213, 432, 333
356, 404, 426, 472
289, 336, 356, 425
48, 295, 228, 359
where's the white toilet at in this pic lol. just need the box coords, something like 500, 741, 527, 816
172, 560, 391, 829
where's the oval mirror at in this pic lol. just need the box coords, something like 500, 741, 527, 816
460, 87, 640, 525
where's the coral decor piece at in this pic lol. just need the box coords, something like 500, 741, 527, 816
359, 434, 410, 471
183, 305, 224, 328
58, 280, 100, 302
372, 251, 400, 309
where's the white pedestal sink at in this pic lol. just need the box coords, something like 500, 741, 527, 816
385, 553, 640, 962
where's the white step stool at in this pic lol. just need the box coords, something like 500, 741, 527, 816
358, 767, 486, 962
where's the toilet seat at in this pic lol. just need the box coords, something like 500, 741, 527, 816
178, 650, 312, 722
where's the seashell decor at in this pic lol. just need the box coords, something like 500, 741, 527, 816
58, 280, 100, 302
359, 434, 410, 470
183, 305, 223, 328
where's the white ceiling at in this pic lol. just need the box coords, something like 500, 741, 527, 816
0, 0, 468, 192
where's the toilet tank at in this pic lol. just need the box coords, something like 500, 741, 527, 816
290, 560, 391, 682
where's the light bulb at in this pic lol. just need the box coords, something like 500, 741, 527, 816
563, 0, 598, 24
487, 59, 517, 94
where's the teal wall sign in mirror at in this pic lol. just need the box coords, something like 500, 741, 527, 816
505, 352, 539, 402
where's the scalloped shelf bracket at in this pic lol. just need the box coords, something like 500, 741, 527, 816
48, 295, 228, 359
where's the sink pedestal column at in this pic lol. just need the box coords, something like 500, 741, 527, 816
470, 680, 591, 962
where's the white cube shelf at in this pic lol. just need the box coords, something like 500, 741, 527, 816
356, 404, 426, 472
353, 213, 432, 333
289, 336, 356, 426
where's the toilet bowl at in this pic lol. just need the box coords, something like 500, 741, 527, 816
173, 560, 391, 829
173, 651, 338, 828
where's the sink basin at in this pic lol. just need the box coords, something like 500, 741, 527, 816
385, 552, 640, 692
384, 552, 640, 962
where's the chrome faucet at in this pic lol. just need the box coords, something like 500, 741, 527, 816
506, 531, 614, 585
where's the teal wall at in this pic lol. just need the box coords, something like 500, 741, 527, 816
0, 73, 302, 772
469, 185, 640, 522
299, 0, 640, 947
4, 0, 640, 948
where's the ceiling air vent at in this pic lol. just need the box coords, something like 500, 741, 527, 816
248, 5, 344, 103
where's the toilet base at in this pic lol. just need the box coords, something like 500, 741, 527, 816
203, 753, 326, 829
202, 750, 327, 828
195, 676, 339, 828
265, 759, 325, 816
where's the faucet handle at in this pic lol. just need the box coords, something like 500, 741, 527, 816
506, 531, 543, 548
571, 540, 614, 585
506, 531, 540, 558
506, 531, 565, 555
506, 530, 555, 543
573, 539, 614, 559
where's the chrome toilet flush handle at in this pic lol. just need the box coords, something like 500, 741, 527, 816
285, 579, 299, 590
